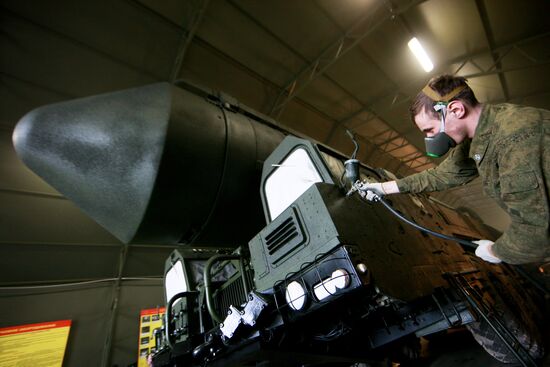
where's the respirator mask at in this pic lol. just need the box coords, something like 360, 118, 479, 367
424, 102, 456, 157
421, 84, 466, 158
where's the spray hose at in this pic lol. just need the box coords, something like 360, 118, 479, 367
350, 187, 549, 296
375, 195, 477, 249
346, 180, 478, 248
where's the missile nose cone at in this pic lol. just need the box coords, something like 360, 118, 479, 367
13, 81, 285, 247
12, 83, 172, 243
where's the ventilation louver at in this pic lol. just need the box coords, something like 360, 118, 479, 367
262, 208, 306, 266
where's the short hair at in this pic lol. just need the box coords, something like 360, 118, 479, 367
409, 74, 479, 123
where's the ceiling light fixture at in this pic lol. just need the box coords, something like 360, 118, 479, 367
408, 37, 434, 72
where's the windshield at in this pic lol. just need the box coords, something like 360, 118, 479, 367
264, 148, 323, 220
165, 260, 188, 302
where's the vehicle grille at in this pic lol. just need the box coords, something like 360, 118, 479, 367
214, 269, 254, 315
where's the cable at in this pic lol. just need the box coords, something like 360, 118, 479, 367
0, 277, 162, 290
376, 196, 477, 249
365, 193, 550, 297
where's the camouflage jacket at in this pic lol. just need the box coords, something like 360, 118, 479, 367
396, 103, 550, 264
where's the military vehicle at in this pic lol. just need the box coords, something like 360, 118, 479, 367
13, 80, 546, 366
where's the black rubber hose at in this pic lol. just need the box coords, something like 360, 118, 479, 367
374, 195, 549, 296
377, 196, 478, 248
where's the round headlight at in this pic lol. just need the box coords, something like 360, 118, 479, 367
285, 281, 306, 311
331, 269, 350, 289
313, 269, 351, 301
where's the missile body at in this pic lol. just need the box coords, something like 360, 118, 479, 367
13, 82, 285, 245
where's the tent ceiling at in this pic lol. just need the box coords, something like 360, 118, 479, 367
1, 0, 549, 284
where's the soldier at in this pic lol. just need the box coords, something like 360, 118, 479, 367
362, 74, 549, 265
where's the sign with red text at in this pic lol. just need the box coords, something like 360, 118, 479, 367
0, 320, 71, 367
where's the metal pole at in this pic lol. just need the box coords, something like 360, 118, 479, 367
100, 244, 129, 367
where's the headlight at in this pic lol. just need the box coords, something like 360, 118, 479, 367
285, 280, 307, 311
313, 268, 350, 301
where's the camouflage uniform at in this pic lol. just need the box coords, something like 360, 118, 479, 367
396, 103, 550, 264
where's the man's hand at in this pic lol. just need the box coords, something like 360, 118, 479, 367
348, 180, 401, 201
473, 240, 502, 264
349, 182, 386, 202
359, 182, 386, 197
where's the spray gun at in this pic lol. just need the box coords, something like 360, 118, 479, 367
346, 180, 381, 200
341, 129, 476, 246
343, 130, 380, 198
343, 129, 360, 193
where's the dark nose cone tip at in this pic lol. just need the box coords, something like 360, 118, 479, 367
12, 83, 172, 243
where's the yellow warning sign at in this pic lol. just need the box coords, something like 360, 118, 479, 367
137, 308, 165, 367
0, 320, 71, 367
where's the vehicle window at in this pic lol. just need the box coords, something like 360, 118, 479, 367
165, 260, 188, 302
265, 148, 322, 220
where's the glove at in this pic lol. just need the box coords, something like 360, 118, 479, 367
473, 240, 502, 264
357, 182, 386, 201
